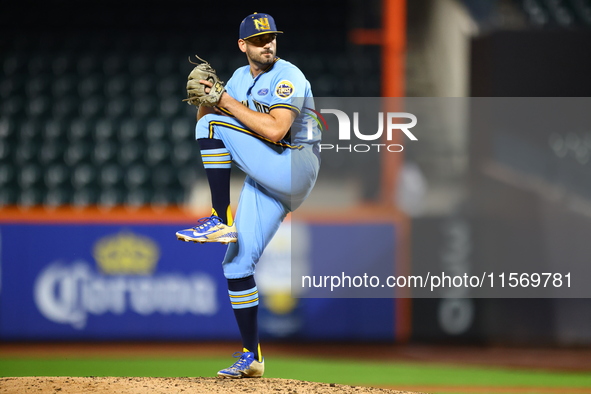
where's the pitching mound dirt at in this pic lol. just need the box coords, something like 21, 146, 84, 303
0, 377, 423, 394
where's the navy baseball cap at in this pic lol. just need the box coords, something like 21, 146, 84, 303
239, 12, 283, 40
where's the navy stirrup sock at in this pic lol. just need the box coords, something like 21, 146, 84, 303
198, 138, 232, 225
227, 275, 261, 362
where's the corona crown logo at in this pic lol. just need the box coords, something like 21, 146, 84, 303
254, 18, 270, 31
93, 231, 159, 275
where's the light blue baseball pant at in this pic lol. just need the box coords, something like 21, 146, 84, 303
196, 114, 319, 279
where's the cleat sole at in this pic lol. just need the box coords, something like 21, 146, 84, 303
176, 234, 236, 244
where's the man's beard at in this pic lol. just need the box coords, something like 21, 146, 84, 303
248, 48, 275, 66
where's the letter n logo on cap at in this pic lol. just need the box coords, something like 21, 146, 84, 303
254, 18, 270, 31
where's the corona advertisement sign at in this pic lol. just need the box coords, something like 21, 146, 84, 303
0, 224, 237, 340
0, 221, 398, 341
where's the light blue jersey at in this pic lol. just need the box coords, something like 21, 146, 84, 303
225, 58, 321, 146
195, 57, 320, 279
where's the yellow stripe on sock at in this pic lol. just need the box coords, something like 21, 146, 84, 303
226, 205, 234, 226
229, 290, 258, 298
243, 344, 262, 362
203, 160, 231, 164
202, 153, 230, 157
230, 298, 259, 305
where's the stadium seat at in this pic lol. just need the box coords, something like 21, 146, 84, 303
157, 76, 180, 97
68, 118, 92, 142
146, 118, 167, 141
18, 187, 44, 207
52, 97, 78, 119
2, 53, 25, 77
105, 97, 131, 119
76, 53, 100, 74
98, 188, 124, 208
155, 56, 176, 76
64, 141, 91, 167
118, 143, 144, 167
79, 95, 105, 118
51, 75, 76, 98
118, 119, 142, 142
132, 97, 157, 118
26, 96, 51, 118
17, 163, 43, 190
0, 118, 14, 141
72, 186, 97, 207
0, 141, 10, 163
104, 75, 130, 98
42, 119, 65, 141
44, 186, 71, 207
14, 141, 40, 166
0, 188, 17, 207
44, 163, 70, 189
39, 142, 65, 166
102, 54, 126, 76
51, 53, 76, 76
0, 163, 15, 189
71, 163, 97, 190
125, 187, 151, 207
93, 119, 117, 142
98, 163, 124, 189
160, 97, 183, 118
151, 165, 174, 189
1, 26, 376, 210
78, 74, 103, 97
170, 118, 194, 142
93, 140, 118, 165
171, 142, 195, 168
124, 163, 150, 189
145, 141, 171, 167
0, 95, 24, 118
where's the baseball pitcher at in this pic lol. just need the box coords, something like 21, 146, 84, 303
176, 12, 321, 378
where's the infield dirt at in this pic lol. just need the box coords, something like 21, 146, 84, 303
2, 343, 591, 394
0, 376, 422, 394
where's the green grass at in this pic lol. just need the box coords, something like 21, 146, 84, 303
270, 357, 591, 388
1, 356, 590, 389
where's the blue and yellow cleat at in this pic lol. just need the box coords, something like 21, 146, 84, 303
176, 216, 238, 244
217, 352, 264, 378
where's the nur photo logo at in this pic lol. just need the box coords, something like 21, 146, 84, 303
305, 107, 418, 152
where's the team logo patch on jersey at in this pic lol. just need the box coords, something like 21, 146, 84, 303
275, 80, 295, 99
257, 88, 269, 96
